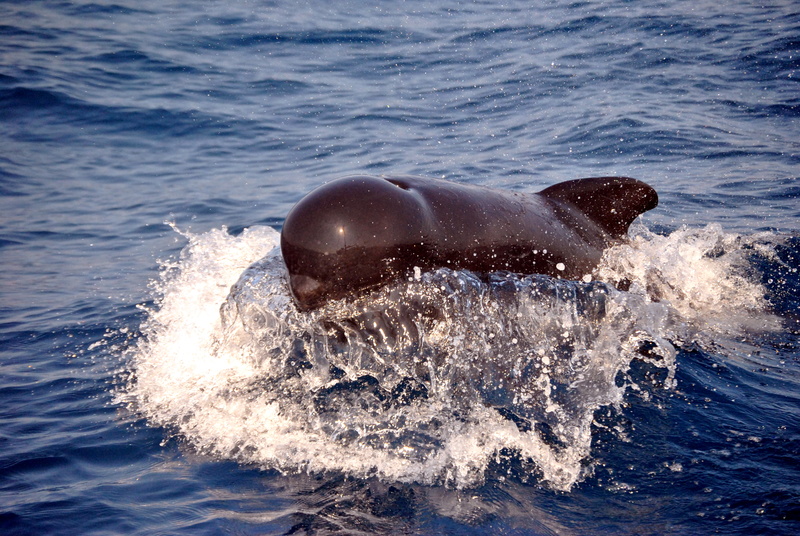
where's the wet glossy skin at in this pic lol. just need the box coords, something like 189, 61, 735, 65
280, 175, 658, 310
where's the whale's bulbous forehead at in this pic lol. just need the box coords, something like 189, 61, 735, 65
281, 175, 434, 256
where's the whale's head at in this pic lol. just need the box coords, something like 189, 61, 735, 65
281, 176, 434, 310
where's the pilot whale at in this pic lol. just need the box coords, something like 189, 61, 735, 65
280, 175, 658, 310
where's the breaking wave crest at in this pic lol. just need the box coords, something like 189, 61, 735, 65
121, 223, 782, 490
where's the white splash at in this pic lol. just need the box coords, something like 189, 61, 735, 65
123, 223, 779, 491
595, 223, 782, 335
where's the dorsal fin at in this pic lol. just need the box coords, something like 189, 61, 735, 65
539, 177, 658, 238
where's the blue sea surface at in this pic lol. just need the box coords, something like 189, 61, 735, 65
1, 1, 799, 534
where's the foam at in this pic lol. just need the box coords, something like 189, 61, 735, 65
595, 223, 783, 335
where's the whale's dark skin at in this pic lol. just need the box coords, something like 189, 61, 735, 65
280, 175, 658, 311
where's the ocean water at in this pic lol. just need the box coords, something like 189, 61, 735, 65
1, 0, 799, 534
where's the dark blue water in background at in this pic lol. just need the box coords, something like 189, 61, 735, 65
2, 1, 799, 534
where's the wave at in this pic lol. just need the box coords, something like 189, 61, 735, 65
0, 86, 266, 139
